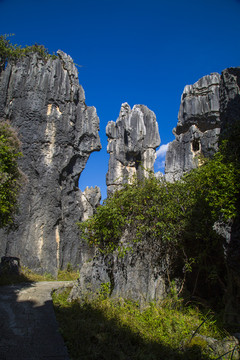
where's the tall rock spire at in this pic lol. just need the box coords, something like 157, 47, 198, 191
0, 50, 101, 275
106, 103, 160, 194
165, 73, 221, 182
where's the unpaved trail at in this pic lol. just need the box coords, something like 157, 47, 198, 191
0, 281, 74, 360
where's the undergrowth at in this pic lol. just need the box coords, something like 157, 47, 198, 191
0, 265, 79, 285
52, 289, 236, 360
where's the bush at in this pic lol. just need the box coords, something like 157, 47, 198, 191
0, 120, 24, 228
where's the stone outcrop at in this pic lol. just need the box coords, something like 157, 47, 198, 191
70, 234, 171, 303
220, 67, 240, 129
0, 50, 101, 275
165, 73, 221, 182
71, 68, 240, 322
106, 103, 160, 194
80, 186, 101, 222
164, 67, 240, 325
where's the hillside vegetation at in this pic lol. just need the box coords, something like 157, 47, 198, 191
79, 121, 240, 308
51, 121, 240, 359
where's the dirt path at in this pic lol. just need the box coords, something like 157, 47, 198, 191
0, 281, 74, 360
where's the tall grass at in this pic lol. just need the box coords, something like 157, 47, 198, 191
52, 289, 235, 360
0, 265, 79, 285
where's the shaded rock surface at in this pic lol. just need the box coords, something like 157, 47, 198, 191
165, 73, 221, 182
106, 103, 160, 194
70, 235, 171, 303
0, 50, 101, 275
219, 67, 240, 326
186, 334, 239, 360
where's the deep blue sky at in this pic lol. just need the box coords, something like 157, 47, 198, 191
1, 0, 240, 200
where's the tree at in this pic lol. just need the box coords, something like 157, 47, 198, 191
0, 34, 56, 73
0, 120, 24, 228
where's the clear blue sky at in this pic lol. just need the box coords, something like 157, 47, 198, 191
1, 0, 240, 200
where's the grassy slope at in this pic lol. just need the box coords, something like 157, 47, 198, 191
52, 289, 236, 360
0, 266, 79, 285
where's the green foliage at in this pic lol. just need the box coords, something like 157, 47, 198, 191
0, 121, 24, 228
57, 265, 79, 281
79, 127, 240, 303
0, 265, 79, 285
79, 174, 192, 255
0, 34, 56, 72
79, 147, 239, 255
52, 289, 231, 360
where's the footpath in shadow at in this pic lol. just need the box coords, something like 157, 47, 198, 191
0, 281, 73, 360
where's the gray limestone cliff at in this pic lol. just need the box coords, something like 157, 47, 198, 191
0, 50, 101, 275
106, 103, 160, 194
164, 67, 240, 324
165, 73, 221, 182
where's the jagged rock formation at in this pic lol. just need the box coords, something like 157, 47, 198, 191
80, 186, 101, 222
0, 50, 101, 275
71, 68, 240, 320
71, 102, 162, 302
70, 234, 170, 303
164, 67, 240, 325
106, 103, 160, 194
165, 73, 221, 182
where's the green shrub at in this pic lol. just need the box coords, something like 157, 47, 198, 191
0, 120, 24, 228
78, 128, 240, 306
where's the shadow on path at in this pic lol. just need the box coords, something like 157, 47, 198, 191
0, 281, 73, 360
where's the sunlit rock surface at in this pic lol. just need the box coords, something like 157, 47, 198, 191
0, 51, 101, 275
106, 103, 160, 194
165, 73, 221, 182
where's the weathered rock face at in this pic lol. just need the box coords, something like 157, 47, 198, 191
70, 234, 172, 304
164, 67, 240, 325
106, 103, 160, 194
165, 73, 221, 182
80, 186, 101, 222
220, 67, 240, 129
0, 51, 101, 275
